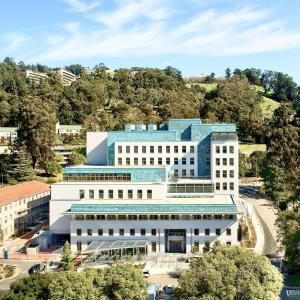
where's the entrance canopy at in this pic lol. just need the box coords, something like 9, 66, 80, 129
82, 240, 148, 254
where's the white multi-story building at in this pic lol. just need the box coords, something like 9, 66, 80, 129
50, 119, 243, 255
0, 127, 18, 145
24, 70, 48, 83
55, 69, 77, 86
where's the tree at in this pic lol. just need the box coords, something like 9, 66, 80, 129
18, 97, 57, 168
164, 66, 182, 78
176, 245, 283, 300
225, 68, 231, 79
68, 151, 85, 166
60, 241, 73, 271
7, 145, 34, 182
277, 210, 300, 271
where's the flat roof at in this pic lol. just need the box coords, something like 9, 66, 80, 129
68, 203, 238, 214
83, 240, 148, 254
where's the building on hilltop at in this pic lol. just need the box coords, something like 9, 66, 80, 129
55, 69, 77, 86
50, 119, 243, 254
0, 181, 50, 242
24, 70, 48, 83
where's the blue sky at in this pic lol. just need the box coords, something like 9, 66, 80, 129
1, 0, 300, 82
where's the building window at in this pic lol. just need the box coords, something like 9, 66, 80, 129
118, 158, 122, 165
230, 183, 234, 190
182, 146, 186, 153
182, 169, 187, 177
193, 242, 199, 252
89, 190, 94, 199
230, 158, 234, 166
128, 215, 137, 220
151, 242, 156, 252
216, 170, 220, 178
190, 169, 195, 177
216, 146, 220, 153
87, 229, 92, 236
150, 215, 158, 220
119, 229, 124, 236
142, 146, 146, 153
166, 157, 170, 165
98, 190, 104, 199
223, 158, 227, 166
118, 146, 122, 153
126, 158, 130, 165
134, 145, 138, 153
147, 190, 152, 199
150, 146, 154, 153
77, 242, 82, 252
107, 215, 116, 220
108, 190, 114, 199
118, 190, 123, 199
190, 157, 194, 165
166, 146, 170, 153
150, 158, 154, 165
190, 145, 195, 153
174, 169, 178, 177
76, 229, 82, 236
128, 190, 133, 199
226, 241, 232, 245
230, 170, 234, 178
158, 146, 162, 153
151, 229, 157, 236
130, 229, 135, 236
134, 158, 138, 165
109, 229, 114, 236
223, 170, 227, 178
141, 229, 146, 236
223, 146, 227, 154
216, 228, 221, 236
137, 190, 143, 199
79, 190, 84, 199
182, 158, 186, 165
205, 229, 210, 236
98, 229, 103, 236
139, 215, 148, 220
158, 157, 162, 165
205, 241, 210, 249
226, 229, 231, 236
160, 215, 169, 220
194, 229, 199, 236
142, 158, 146, 165
229, 146, 234, 154
174, 158, 178, 165
216, 158, 220, 166
223, 182, 227, 190
126, 146, 130, 153
174, 145, 178, 153
118, 215, 126, 220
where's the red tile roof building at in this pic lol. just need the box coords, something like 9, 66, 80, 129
0, 181, 50, 242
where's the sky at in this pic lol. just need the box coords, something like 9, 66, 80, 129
1, 0, 300, 82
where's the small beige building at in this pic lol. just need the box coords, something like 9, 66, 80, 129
0, 181, 50, 242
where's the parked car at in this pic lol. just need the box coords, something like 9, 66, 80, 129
28, 264, 41, 275
164, 285, 175, 295
143, 269, 150, 278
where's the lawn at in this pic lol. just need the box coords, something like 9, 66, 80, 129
185, 83, 218, 92
239, 144, 266, 153
260, 96, 280, 118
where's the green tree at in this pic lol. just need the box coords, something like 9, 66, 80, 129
60, 241, 73, 271
176, 245, 283, 300
68, 151, 85, 166
277, 210, 300, 271
7, 145, 34, 182
225, 68, 231, 79
42, 154, 62, 176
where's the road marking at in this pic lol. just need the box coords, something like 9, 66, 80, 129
286, 289, 300, 298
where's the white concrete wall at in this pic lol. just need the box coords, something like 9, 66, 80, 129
70, 218, 239, 253
87, 132, 108, 165
211, 140, 239, 198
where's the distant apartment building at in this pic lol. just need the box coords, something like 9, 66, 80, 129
56, 122, 83, 138
0, 181, 50, 242
0, 127, 18, 145
55, 69, 77, 86
24, 70, 48, 83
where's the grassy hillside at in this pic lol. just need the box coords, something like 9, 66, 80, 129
239, 144, 266, 153
185, 83, 218, 92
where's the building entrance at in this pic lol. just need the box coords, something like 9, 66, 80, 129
165, 229, 186, 253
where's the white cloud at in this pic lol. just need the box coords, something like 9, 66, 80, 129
31, 2, 300, 62
4, 33, 27, 52
64, 0, 100, 13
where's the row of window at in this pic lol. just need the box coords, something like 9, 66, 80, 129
117, 157, 195, 166
215, 145, 235, 154
215, 182, 235, 191
216, 170, 235, 178
74, 214, 236, 221
65, 173, 131, 182
118, 145, 195, 154
76, 228, 231, 237
215, 158, 234, 166
174, 169, 195, 177
80, 189, 152, 200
